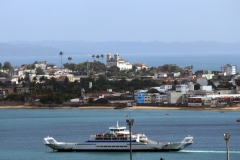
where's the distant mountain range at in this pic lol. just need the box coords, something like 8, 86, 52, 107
0, 41, 240, 57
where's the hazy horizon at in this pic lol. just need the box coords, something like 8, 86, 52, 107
1, 0, 240, 43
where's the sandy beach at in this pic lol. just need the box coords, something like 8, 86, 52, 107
1, 105, 240, 111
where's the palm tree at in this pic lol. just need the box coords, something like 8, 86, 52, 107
59, 51, 63, 70
96, 55, 100, 61
101, 54, 105, 63
68, 57, 72, 63
92, 55, 95, 62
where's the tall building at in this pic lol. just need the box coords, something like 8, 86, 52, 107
221, 64, 237, 75
106, 52, 132, 70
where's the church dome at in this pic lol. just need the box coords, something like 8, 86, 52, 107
115, 52, 119, 56
107, 52, 111, 56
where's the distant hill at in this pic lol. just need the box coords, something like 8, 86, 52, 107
0, 41, 240, 57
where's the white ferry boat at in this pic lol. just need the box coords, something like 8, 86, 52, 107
44, 121, 193, 152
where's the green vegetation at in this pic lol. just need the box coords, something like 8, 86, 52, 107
160, 64, 181, 73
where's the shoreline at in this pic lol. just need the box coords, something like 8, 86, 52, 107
1, 105, 240, 111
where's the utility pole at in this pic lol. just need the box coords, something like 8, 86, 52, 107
223, 133, 231, 160
126, 119, 134, 160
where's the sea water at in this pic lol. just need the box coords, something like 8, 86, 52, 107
1, 52, 240, 72
0, 108, 240, 160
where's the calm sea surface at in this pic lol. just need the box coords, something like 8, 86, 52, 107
0, 108, 240, 160
2, 52, 240, 72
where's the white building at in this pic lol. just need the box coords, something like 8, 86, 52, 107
196, 78, 208, 86
134, 63, 148, 70
175, 84, 189, 93
144, 93, 167, 103
34, 61, 48, 70
221, 64, 237, 75
200, 86, 212, 91
154, 73, 167, 79
151, 85, 172, 93
201, 74, 214, 80
106, 53, 132, 70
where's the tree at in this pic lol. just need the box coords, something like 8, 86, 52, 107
26, 64, 35, 69
3, 61, 13, 70
36, 67, 44, 75
64, 77, 70, 84
18, 78, 21, 84
173, 80, 179, 85
106, 66, 120, 77
235, 78, 240, 86
190, 65, 193, 70
146, 88, 160, 93
68, 57, 72, 63
194, 83, 200, 90
39, 76, 46, 83
59, 51, 64, 70
101, 54, 105, 63
96, 55, 100, 61
92, 55, 95, 61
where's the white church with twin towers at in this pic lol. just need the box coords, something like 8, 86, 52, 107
106, 52, 132, 71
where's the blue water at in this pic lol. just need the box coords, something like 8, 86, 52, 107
0, 108, 240, 160
1, 52, 240, 72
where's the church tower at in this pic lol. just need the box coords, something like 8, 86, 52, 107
114, 52, 119, 62
106, 52, 111, 62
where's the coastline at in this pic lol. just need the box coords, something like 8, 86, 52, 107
1, 105, 240, 111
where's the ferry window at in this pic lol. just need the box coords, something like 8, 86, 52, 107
104, 146, 107, 147
116, 146, 119, 147
112, 146, 115, 147
108, 146, 111, 147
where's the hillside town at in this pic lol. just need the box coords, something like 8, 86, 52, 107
0, 52, 240, 108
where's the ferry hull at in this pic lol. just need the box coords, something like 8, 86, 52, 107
45, 141, 192, 152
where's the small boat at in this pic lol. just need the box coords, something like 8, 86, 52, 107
236, 119, 240, 122
44, 121, 193, 152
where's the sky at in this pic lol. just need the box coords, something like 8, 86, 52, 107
0, 0, 240, 43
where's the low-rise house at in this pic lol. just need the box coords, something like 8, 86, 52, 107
201, 74, 214, 80
154, 73, 167, 79
134, 62, 148, 70
200, 86, 212, 91
59, 74, 75, 82
167, 72, 180, 78
195, 70, 210, 76
196, 77, 208, 86
11, 75, 21, 84
151, 85, 172, 93
139, 76, 154, 80
0, 77, 7, 83
34, 61, 48, 70
46, 64, 57, 70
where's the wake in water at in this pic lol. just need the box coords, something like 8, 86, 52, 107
180, 150, 240, 154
